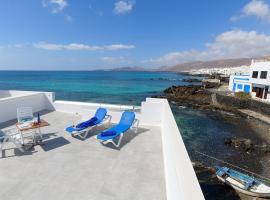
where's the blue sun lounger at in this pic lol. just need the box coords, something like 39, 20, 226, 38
66, 108, 111, 139
96, 111, 139, 147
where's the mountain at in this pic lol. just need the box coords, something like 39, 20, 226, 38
107, 66, 147, 71
158, 58, 253, 72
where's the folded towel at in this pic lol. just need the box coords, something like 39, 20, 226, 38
101, 130, 117, 137
76, 117, 98, 128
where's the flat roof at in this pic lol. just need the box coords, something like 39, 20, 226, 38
0, 111, 166, 200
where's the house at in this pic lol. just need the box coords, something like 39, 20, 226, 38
249, 60, 270, 100
229, 73, 251, 93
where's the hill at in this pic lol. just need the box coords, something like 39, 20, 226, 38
158, 58, 252, 72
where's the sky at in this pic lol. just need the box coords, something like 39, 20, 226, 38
0, 0, 270, 70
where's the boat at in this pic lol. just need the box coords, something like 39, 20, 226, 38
216, 166, 270, 198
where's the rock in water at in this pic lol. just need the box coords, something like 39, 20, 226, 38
224, 137, 254, 153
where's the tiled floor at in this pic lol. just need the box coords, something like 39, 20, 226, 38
0, 111, 166, 200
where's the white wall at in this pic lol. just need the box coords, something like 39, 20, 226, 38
159, 99, 205, 200
54, 100, 141, 124
0, 91, 54, 123
229, 75, 234, 91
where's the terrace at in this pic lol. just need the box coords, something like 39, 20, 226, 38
0, 90, 204, 200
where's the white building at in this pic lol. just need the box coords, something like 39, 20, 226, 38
229, 74, 251, 93
250, 60, 270, 101
228, 60, 270, 102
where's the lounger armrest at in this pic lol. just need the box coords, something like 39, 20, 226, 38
132, 119, 139, 133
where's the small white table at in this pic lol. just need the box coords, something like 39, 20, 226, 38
16, 119, 50, 147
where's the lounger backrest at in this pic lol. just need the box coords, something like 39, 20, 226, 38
119, 111, 135, 127
95, 108, 107, 121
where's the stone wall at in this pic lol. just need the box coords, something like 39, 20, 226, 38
216, 93, 270, 116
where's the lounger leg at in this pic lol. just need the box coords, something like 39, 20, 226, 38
111, 133, 123, 148
77, 132, 87, 139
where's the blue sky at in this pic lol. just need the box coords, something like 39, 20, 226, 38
0, 0, 270, 70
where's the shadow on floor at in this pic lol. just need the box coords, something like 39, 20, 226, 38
41, 136, 70, 152
1, 146, 38, 159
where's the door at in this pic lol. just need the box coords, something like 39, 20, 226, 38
264, 86, 269, 99
244, 85, 250, 93
256, 88, 264, 98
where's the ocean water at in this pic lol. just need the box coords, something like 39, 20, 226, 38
0, 71, 191, 105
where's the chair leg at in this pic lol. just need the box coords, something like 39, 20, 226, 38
111, 133, 123, 148
9, 137, 24, 152
77, 130, 89, 139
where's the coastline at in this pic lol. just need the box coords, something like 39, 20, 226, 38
157, 81, 270, 199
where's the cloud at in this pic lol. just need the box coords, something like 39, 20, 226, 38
42, 0, 68, 14
104, 44, 135, 50
33, 42, 135, 51
114, 0, 135, 15
147, 30, 270, 66
101, 56, 128, 64
231, 0, 270, 23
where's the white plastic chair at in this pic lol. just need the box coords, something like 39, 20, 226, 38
17, 107, 34, 123
0, 128, 24, 157
17, 107, 35, 144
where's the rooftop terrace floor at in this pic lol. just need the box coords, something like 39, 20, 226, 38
0, 111, 166, 200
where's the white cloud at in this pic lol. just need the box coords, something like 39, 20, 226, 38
101, 56, 128, 64
33, 42, 135, 51
42, 0, 68, 14
114, 0, 135, 15
231, 0, 270, 23
104, 44, 135, 50
148, 30, 270, 66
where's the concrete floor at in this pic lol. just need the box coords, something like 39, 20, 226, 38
0, 111, 166, 200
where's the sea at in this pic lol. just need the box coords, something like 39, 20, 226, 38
0, 70, 267, 199
0, 71, 189, 105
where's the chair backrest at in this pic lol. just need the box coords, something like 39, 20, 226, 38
119, 111, 135, 127
17, 107, 33, 123
94, 108, 107, 121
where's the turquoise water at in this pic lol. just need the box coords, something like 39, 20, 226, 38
0, 71, 191, 105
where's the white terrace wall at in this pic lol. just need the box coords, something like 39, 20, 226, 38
53, 100, 142, 124
0, 91, 54, 123
157, 98, 205, 200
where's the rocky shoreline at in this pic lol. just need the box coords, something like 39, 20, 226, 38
156, 84, 270, 200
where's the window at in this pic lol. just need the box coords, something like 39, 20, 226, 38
237, 84, 243, 90
252, 71, 258, 78
260, 71, 268, 79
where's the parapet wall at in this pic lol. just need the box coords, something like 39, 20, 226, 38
0, 90, 54, 123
